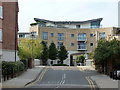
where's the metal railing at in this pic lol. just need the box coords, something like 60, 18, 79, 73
77, 37, 87, 41
77, 45, 87, 50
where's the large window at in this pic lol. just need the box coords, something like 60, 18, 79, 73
99, 32, 105, 40
91, 21, 100, 28
57, 42, 63, 49
76, 25, 80, 29
0, 6, 3, 19
78, 33, 86, 41
78, 42, 86, 50
0, 29, 2, 41
42, 32, 48, 40
31, 32, 36, 38
58, 33, 64, 40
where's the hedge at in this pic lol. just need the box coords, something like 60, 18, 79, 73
2, 61, 25, 76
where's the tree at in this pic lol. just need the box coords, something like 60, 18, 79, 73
88, 52, 94, 59
94, 38, 120, 73
18, 38, 43, 60
41, 41, 48, 65
58, 45, 68, 64
48, 42, 58, 60
76, 54, 85, 64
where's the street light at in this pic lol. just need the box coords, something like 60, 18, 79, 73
31, 33, 34, 59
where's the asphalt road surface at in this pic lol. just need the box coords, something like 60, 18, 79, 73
26, 66, 100, 90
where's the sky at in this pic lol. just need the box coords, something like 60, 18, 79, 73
18, 0, 119, 32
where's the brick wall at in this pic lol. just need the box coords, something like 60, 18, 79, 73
2, 2, 18, 50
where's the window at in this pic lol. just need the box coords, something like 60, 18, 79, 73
0, 6, 3, 19
71, 34, 74, 37
31, 32, 36, 38
91, 21, 100, 28
76, 25, 80, 29
0, 29, 2, 41
58, 33, 64, 40
42, 32, 48, 40
90, 34, 94, 37
51, 33, 54, 37
78, 42, 86, 49
78, 33, 86, 41
71, 43, 74, 46
99, 32, 105, 40
19, 34, 25, 38
90, 43, 93, 46
57, 42, 63, 49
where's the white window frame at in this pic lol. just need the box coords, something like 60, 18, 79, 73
0, 29, 2, 42
0, 6, 3, 19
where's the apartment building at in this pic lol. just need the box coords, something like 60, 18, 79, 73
30, 18, 119, 66
0, 1, 19, 61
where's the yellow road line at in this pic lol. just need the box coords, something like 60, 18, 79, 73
25, 67, 47, 88
86, 77, 93, 90
86, 76, 95, 90
87, 77, 95, 90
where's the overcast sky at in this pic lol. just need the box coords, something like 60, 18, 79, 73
18, 0, 119, 32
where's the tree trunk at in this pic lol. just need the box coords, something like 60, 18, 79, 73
61, 60, 63, 64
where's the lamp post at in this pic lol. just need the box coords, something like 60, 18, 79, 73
31, 33, 34, 59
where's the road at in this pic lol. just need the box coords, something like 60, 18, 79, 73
25, 66, 100, 89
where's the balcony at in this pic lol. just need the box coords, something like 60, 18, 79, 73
77, 37, 87, 41
77, 45, 87, 50
58, 37, 64, 41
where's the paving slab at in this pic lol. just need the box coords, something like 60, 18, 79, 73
91, 74, 119, 89
2, 66, 45, 88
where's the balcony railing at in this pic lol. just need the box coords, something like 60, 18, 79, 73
58, 37, 64, 41
77, 45, 87, 50
77, 37, 87, 41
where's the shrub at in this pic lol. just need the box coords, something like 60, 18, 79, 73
2, 61, 25, 76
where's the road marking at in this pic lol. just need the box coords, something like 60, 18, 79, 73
85, 76, 95, 90
25, 67, 47, 88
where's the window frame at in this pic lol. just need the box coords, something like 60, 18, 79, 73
0, 29, 2, 42
71, 34, 74, 37
51, 33, 54, 37
71, 43, 74, 46
42, 32, 48, 40
90, 43, 93, 46
0, 6, 3, 19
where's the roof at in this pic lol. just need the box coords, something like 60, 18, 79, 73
34, 18, 103, 24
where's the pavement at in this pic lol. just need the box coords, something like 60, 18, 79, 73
79, 66, 119, 89
2, 66, 45, 88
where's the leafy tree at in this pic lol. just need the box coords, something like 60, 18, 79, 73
41, 41, 48, 65
18, 38, 43, 60
58, 45, 68, 64
48, 42, 58, 60
94, 38, 120, 73
76, 54, 85, 63
88, 52, 94, 59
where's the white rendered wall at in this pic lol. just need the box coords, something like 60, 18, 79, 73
2, 49, 19, 61
64, 25, 76, 29
46, 22, 56, 27
80, 23, 91, 29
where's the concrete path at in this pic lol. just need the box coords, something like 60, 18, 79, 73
91, 75, 119, 89
78, 66, 119, 89
2, 66, 45, 88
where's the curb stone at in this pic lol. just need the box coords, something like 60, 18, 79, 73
24, 67, 45, 87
